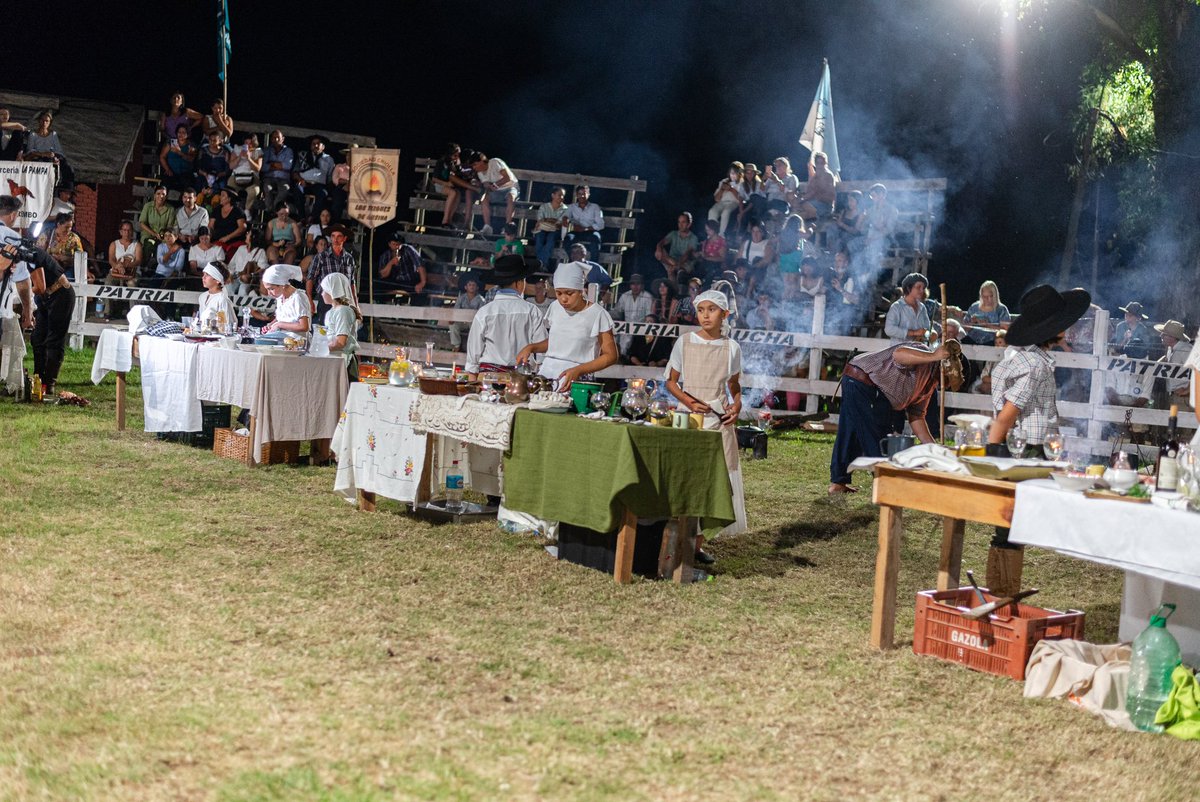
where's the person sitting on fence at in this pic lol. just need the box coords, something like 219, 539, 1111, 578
564, 185, 604, 261
708, 162, 746, 237
516, 260, 618, 389
139, 186, 176, 254
449, 275, 485, 352
655, 212, 699, 283
24, 111, 75, 187
962, 280, 1011, 345
43, 212, 89, 282
195, 132, 232, 202
159, 125, 197, 193
187, 226, 225, 283
319, 272, 360, 375
210, 188, 248, 258
103, 221, 142, 318
611, 273, 653, 355
260, 264, 311, 334
469, 151, 519, 235
375, 232, 425, 304
228, 134, 263, 213
175, 189, 209, 247
793, 152, 837, 221
267, 203, 301, 265
465, 254, 544, 373
196, 260, 236, 332
432, 143, 479, 229
533, 186, 569, 266
292, 135, 335, 218
1155, 320, 1194, 410
698, 219, 727, 285
884, 272, 931, 344
492, 222, 525, 263
260, 130, 294, 213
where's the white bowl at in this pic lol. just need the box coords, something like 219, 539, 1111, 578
1103, 468, 1139, 492
1050, 471, 1095, 492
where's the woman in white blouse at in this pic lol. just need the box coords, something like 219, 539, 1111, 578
516, 261, 618, 389
260, 264, 310, 333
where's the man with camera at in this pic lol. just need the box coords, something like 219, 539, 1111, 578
0, 196, 33, 393
0, 195, 73, 397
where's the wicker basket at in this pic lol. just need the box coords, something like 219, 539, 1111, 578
212, 427, 299, 465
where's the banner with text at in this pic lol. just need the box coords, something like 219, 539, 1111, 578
0, 160, 55, 229
348, 148, 400, 229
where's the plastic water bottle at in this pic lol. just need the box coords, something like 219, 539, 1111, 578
241, 306, 251, 337
445, 460, 465, 513
94, 298, 104, 318
1126, 603, 1180, 732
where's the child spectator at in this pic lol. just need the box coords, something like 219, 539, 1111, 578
449, 276, 485, 351
195, 132, 232, 201
305, 208, 332, 251
533, 187, 569, 266
492, 223, 525, 263
104, 221, 141, 317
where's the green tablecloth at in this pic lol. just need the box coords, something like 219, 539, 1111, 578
502, 410, 736, 533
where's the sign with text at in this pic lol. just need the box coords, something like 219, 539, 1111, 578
0, 161, 55, 228
348, 148, 400, 229
89, 284, 276, 312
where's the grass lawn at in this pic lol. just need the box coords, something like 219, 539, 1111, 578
0, 348, 1195, 801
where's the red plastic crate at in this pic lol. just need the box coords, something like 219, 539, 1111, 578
913, 587, 1085, 680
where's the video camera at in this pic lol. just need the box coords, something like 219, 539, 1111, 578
1, 234, 40, 264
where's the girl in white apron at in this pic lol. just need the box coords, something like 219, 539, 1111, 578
516, 261, 618, 390
196, 261, 237, 332
664, 289, 748, 560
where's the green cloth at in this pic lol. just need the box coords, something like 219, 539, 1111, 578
1155, 664, 1200, 740
502, 410, 736, 533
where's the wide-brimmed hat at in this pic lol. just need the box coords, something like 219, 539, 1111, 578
1154, 319, 1192, 342
489, 254, 540, 285
1119, 301, 1147, 319
1005, 285, 1092, 347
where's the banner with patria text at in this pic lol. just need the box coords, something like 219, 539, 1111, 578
348, 148, 400, 229
0, 161, 55, 229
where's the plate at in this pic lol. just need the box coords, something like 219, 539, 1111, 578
533, 405, 572, 414
959, 456, 1060, 481
1050, 471, 1096, 492
948, 413, 994, 429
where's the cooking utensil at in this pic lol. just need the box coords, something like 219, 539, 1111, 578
965, 570, 987, 606
962, 588, 1040, 620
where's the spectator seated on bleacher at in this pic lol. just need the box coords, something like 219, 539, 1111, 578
530, 276, 554, 313
776, 214, 810, 295
49, 184, 75, 219
292, 135, 335, 219
469, 151, 519, 235
261, 130, 294, 214
146, 229, 187, 317
827, 249, 862, 334
267, 203, 301, 265
736, 163, 764, 234
196, 98, 234, 142
764, 157, 800, 217
611, 273, 652, 356
697, 219, 727, 286
449, 276, 485, 351
228, 232, 269, 295
533, 187, 569, 266
159, 126, 198, 193
492, 223, 525, 263
299, 235, 325, 279
187, 226, 225, 282
329, 157, 350, 222
962, 280, 1012, 345
650, 278, 680, 324
375, 232, 426, 304
25, 111, 75, 187
43, 212, 90, 282
793, 152, 837, 221
675, 277, 702, 326
305, 208, 332, 252
138, 185, 175, 255
0, 106, 27, 160
829, 189, 866, 256
102, 221, 141, 318
176, 189, 209, 247
195, 132, 232, 204
160, 91, 197, 143
210, 188, 248, 259
228, 134, 263, 213
863, 183, 899, 272
564, 185, 604, 261
708, 163, 745, 238
654, 212, 699, 283
431, 143, 479, 229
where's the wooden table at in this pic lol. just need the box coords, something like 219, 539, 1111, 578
870, 464, 1017, 649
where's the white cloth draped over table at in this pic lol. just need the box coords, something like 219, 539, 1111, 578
411, 394, 518, 450
90, 328, 135, 384
331, 384, 428, 504
138, 336, 202, 432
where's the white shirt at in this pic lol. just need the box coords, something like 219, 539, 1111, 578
478, 157, 513, 187
176, 205, 210, 237
189, 243, 225, 269
465, 291, 546, 373
275, 289, 312, 324
566, 202, 604, 232
228, 246, 267, 278
539, 301, 613, 379
664, 332, 742, 381
197, 289, 236, 330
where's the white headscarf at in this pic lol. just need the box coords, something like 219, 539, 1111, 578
202, 263, 226, 285
694, 290, 730, 311
320, 272, 355, 304
552, 261, 587, 291
262, 264, 303, 286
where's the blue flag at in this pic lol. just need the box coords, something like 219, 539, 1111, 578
218, 0, 232, 82
798, 59, 840, 178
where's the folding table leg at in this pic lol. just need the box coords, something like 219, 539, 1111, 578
870, 504, 904, 650
613, 507, 638, 584
937, 517, 965, 591
358, 490, 377, 512
115, 372, 126, 431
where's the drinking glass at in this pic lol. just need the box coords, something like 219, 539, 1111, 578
1005, 426, 1027, 459
1178, 446, 1199, 507
1043, 432, 1064, 461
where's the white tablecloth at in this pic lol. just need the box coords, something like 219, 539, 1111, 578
331, 384, 428, 503
1010, 479, 1200, 664
138, 336, 202, 432
91, 328, 135, 384
412, 393, 518, 450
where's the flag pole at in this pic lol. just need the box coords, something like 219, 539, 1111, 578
368, 227, 375, 343
939, 282, 948, 443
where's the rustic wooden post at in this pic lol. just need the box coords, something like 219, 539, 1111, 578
1088, 309, 1110, 444
805, 294, 826, 414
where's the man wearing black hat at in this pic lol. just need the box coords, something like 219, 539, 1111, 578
465, 254, 546, 374
376, 232, 426, 304
987, 283, 1091, 594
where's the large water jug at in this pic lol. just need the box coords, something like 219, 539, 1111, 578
1125, 604, 1180, 732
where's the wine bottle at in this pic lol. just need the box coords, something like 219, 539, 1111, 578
1156, 404, 1181, 492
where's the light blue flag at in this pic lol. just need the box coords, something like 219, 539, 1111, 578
799, 59, 840, 177
218, 0, 232, 82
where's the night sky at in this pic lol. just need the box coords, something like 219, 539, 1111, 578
9, 1, 1102, 308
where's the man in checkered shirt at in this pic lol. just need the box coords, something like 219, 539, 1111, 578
987, 283, 1091, 595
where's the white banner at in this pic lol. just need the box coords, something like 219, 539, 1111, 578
88, 284, 275, 312
348, 148, 400, 229
0, 160, 55, 228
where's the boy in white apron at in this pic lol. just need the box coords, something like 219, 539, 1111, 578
664, 289, 748, 563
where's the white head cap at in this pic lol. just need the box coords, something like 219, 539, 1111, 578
320, 272, 354, 300
552, 261, 587, 291
262, 264, 303, 286
202, 263, 226, 285
694, 290, 730, 311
